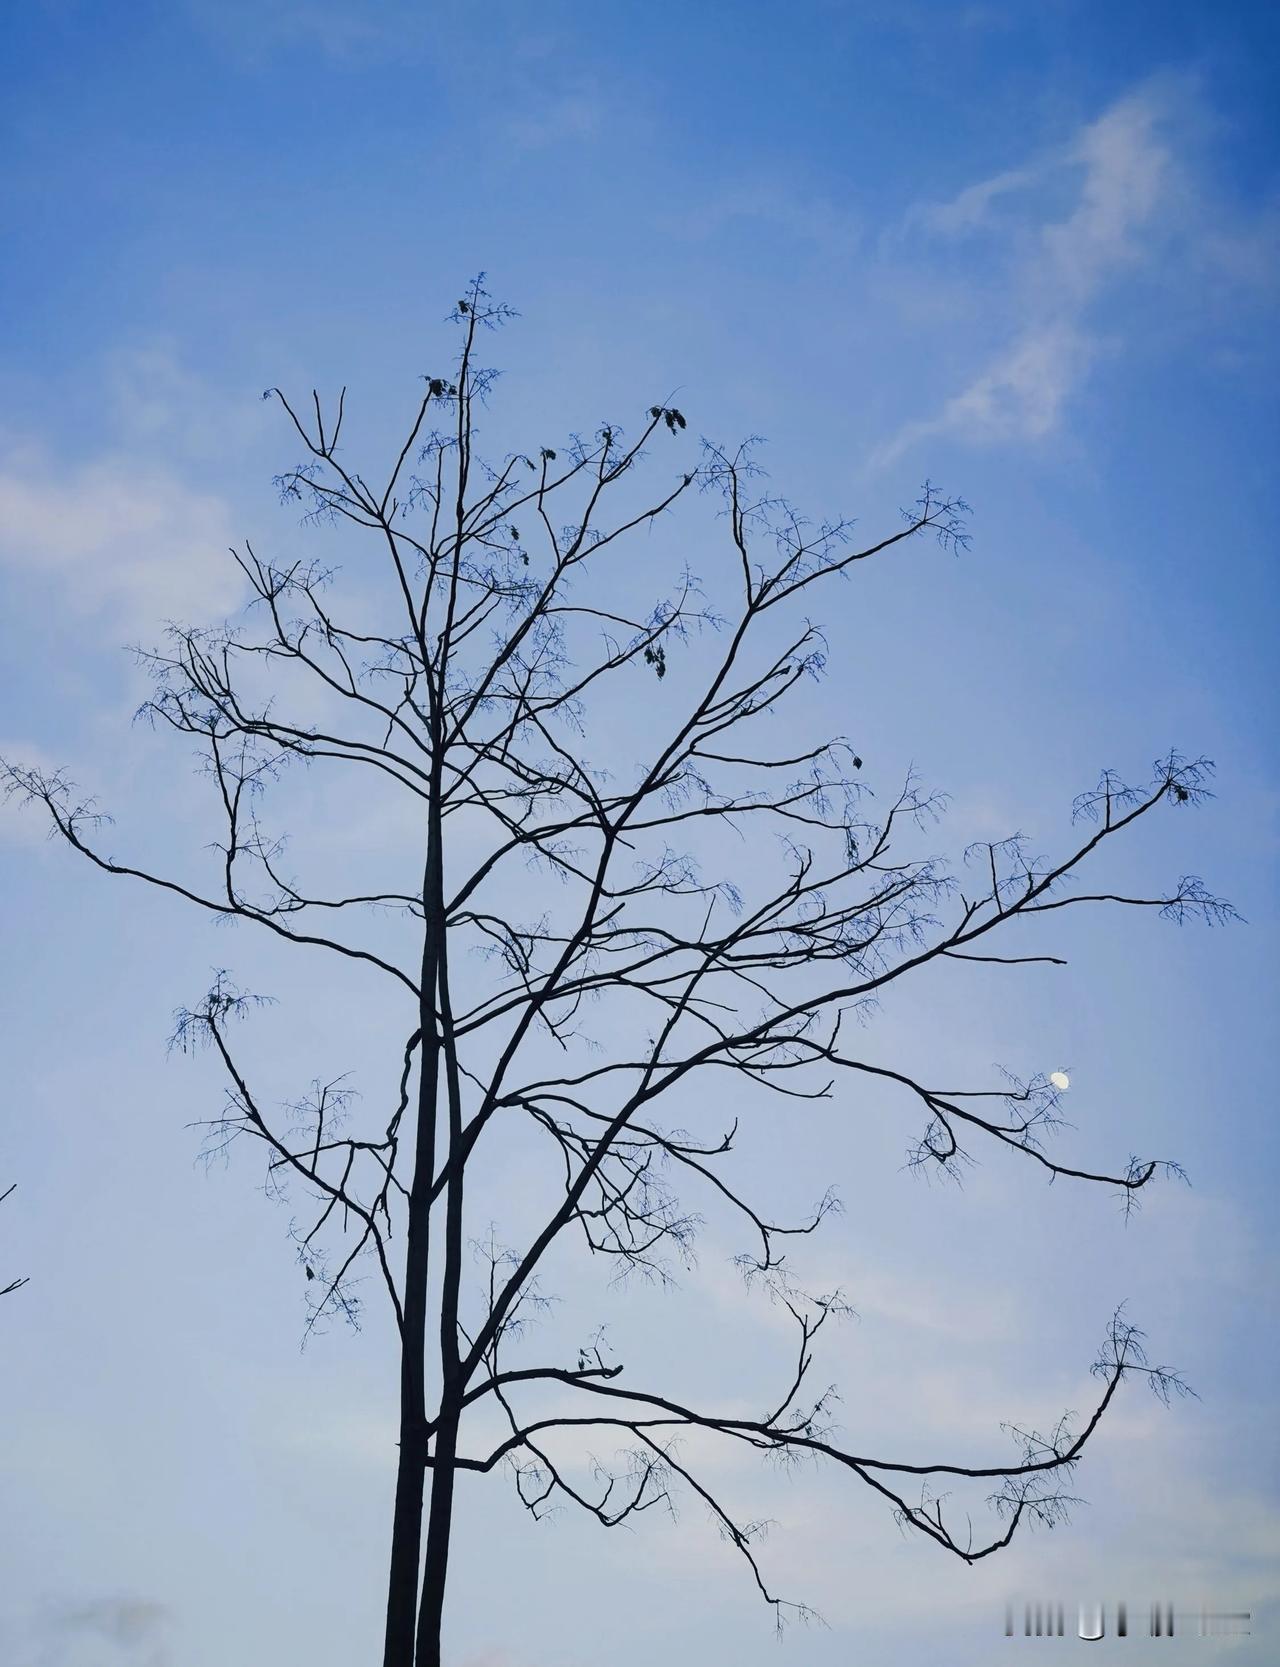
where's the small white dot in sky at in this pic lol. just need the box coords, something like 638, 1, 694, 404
1049, 1071, 1070, 1092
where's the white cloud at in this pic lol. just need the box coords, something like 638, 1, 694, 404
1042, 91, 1173, 304
907, 164, 1035, 238
0, 443, 243, 630
870, 79, 1266, 469
872, 322, 1095, 467
904, 87, 1172, 280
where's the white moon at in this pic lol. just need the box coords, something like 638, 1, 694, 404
1049, 1071, 1070, 1092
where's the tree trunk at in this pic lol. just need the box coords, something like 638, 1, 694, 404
414, 1400, 462, 1666
381, 1189, 432, 1667
415, 923, 468, 1665
383, 807, 447, 1666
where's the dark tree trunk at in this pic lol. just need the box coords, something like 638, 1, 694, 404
381, 1197, 431, 1667
383, 805, 447, 1667
415, 928, 468, 1666
414, 1400, 462, 1666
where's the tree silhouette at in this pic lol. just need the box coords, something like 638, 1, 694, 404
1, 280, 1232, 1667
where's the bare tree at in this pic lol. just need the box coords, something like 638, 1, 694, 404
1, 281, 1231, 1666
1, 1184, 28, 1298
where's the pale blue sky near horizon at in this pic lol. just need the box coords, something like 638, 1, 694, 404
1, 3, 1278, 1665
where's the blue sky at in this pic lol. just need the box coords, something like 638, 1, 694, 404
1, 3, 1277, 1664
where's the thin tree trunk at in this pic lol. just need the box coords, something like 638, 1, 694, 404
414, 1399, 462, 1666
383, 804, 447, 1667
414, 926, 468, 1666
381, 1189, 432, 1666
